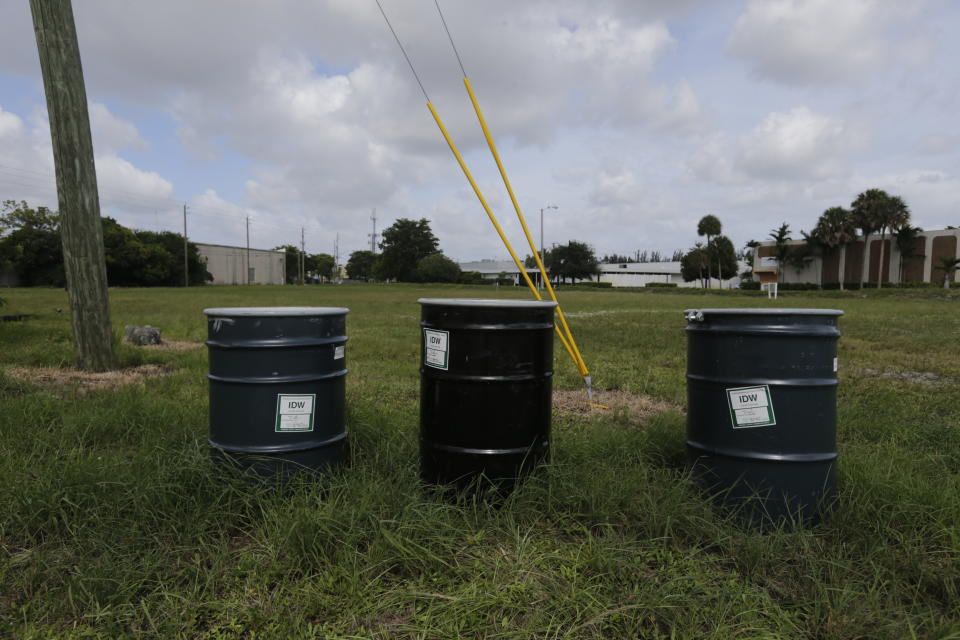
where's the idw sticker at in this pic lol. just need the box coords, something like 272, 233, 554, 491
726, 385, 776, 428
275, 394, 316, 432
423, 329, 449, 370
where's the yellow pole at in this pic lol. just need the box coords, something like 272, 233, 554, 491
425, 101, 580, 367
461, 78, 591, 384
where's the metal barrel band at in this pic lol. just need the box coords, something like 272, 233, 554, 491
423, 442, 548, 456
207, 370, 348, 385
419, 321, 554, 331
685, 374, 838, 388
684, 326, 840, 338
205, 336, 347, 349
686, 440, 839, 463
210, 432, 349, 455
420, 370, 553, 383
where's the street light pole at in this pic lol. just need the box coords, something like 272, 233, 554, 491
540, 205, 558, 288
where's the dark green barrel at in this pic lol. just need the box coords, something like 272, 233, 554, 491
418, 298, 556, 489
684, 308, 842, 526
205, 307, 349, 478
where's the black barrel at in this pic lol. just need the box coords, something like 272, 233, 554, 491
205, 307, 349, 478
419, 298, 556, 489
684, 308, 842, 526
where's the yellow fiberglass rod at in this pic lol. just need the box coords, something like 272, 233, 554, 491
425, 101, 580, 366
461, 77, 591, 385
374, 0, 581, 377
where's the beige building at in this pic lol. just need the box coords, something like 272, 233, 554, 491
195, 243, 286, 285
754, 227, 960, 286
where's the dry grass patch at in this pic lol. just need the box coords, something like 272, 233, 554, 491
140, 340, 204, 352
554, 389, 679, 419
5, 364, 171, 393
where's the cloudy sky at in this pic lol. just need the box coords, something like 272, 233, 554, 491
1, 0, 958, 262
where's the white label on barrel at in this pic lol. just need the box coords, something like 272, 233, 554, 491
423, 329, 449, 370
833, 357, 838, 372
726, 385, 776, 428
334, 345, 345, 360
275, 393, 316, 432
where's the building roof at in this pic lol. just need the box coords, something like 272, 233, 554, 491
195, 242, 285, 253
458, 259, 535, 274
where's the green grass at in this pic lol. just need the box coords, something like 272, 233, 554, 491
1, 284, 958, 639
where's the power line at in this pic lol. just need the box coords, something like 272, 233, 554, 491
374, 0, 431, 102
434, 0, 467, 78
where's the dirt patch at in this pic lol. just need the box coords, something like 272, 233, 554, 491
5, 364, 171, 393
554, 389, 679, 418
140, 340, 204, 352
862, 368, 956, 386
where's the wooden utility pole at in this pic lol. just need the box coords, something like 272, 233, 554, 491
300, 227, 306, 285
30, 0, 115, 371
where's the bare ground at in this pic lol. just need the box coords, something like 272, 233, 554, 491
4, 364, 172, 393
553, 388, 679, 419
139, 340, 204, 352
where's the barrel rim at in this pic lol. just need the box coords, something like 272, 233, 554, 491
203, 306, 350, 317
684, 308, 843, 316
418, 298, 557, 308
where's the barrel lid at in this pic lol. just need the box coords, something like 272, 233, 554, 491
203, 306, 349, 317
417, 298, 558, 308
684, 308, 843, 316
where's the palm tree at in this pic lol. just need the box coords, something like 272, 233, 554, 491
693, 241, 707, 287
768, 222, 791, 284
743, 239, 760, 280
873, 195, 910, 288
851, 189, 891, 289
800, 230, 826, 289
813, 206, 856, 290
894, 224, 923, 284
936, 256, 960, 289
697, 214, 721, 288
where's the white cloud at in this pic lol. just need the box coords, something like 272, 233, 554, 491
737, 106, 863, 180
590, 167, 643, 206
728, 0, 926, 84
94, 155, 172, 200
687, 133, 738, 184
89, 103, 147, 153
916, 132, 960, 155
689, 106, 867, 183
552, 18, 675, 70
0, 107, 23, 138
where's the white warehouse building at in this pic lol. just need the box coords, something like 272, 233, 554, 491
458, 259, 746, 288
195, 243, 286, 285
597, 261, 746, 288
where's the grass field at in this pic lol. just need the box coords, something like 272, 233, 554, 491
1, 284, 958, 639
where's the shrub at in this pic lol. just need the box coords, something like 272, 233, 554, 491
570, 281, 613, 288
739, 281, 761, 290
646, 282, 678, 288
457, 271, 486, 285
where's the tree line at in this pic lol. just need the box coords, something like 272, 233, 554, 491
345, 218, 603, 285
0, 200, 211, 287
600, 249, 684, 263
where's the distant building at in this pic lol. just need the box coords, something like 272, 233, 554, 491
754, 227, 960, 286
458, 258, 746, 288
195, 243, 286, 285
598, 261, 746, 288
458, 259, 537, 285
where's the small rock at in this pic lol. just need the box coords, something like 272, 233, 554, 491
124, 325, 162, 346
